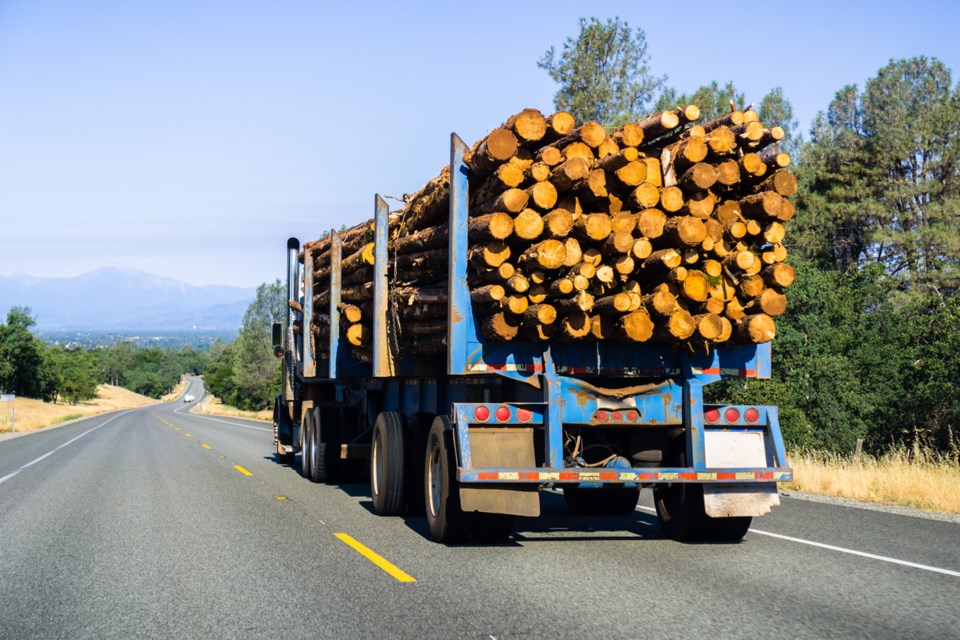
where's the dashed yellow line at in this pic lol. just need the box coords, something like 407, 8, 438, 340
334, 533, 416, 583
234, 465, 253, 476
201, 444, 211, 449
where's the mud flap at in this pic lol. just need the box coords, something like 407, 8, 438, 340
459, 426, 540, 517
703, 483, 780, 517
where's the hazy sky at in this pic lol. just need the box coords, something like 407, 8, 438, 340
2, 0, 959, 287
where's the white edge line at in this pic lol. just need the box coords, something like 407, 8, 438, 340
0, 411, 132, 486
635, 505, 959, 578
181, 413, 271, 432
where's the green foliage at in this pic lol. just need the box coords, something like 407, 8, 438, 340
0, 307, 59, 401
539, 17, 666, 126
758, 86, 801, 156
51, 347, 99, 404
203, 282, 283, 411
799, 56, 960, 289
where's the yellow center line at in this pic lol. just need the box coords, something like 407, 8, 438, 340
334, 533, 416, 583
184, 434, 191, 438
233, 465, 253, 476
201, 444, 211, 449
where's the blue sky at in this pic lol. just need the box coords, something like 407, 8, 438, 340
2, 0, 959, 287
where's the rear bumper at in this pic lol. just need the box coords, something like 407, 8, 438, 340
458, 466, 792, 484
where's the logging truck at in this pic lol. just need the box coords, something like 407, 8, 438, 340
272, 129, 793, 544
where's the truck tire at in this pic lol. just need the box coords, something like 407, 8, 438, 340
563, 486, 640, 516
371, 412, 406, 516
311, 407, 340, 484
424, 416, 470, 543
273, 398, 295, 464
653, 439, 752, 542
404, 413, 434, 516
300, 409, 314, 480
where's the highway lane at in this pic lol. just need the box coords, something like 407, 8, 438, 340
0, 379, 958, 639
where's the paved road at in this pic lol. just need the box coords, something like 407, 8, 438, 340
1, 378, 958, 639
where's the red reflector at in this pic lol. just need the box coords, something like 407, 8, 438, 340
517, 408, 532, 422
627, 411, 638, 421
596, 411, 608, 421
744, 408, 760, 423
474, 406, 490, 422
613, 411, 622, 420
725, 407, 741, 423
704, 408, 720, 423
495, 406, 511, 422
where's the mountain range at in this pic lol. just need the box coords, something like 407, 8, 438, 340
0, 268, 256, 333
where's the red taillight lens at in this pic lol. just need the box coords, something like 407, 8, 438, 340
724, 407, 741, 423
627, 411, 638, 421
744, 407, 760, 424
596, 411, 608, 421
612, 411, 622, 420
517, 408, 532, 422
474, 406, 490, 422
704, 408, 720, 423
495, 406, 511, 422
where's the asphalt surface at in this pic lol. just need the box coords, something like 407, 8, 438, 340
1, 377, 958, 639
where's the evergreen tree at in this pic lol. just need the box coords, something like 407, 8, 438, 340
539, 17, 666, 125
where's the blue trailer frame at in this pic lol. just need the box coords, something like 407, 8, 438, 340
279, 131, 792, 539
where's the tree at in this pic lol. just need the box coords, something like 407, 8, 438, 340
539, 17, 666, 126
758, 86, 801, 157
798, 57, 960, 289
0, 307, 58, 401
53, 347, 99, 404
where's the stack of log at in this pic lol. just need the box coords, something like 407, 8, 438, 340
299, 105, 796, 360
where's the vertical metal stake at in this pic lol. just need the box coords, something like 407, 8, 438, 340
447, 132, 471, 375
373, 195, 392, 377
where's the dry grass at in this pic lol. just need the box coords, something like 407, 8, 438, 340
783, 445, 960, 514
0, 385, 160, 434
194, 395, 271, 422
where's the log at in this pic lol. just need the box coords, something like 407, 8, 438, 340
706, 126, 737, 156
562, 238, 583, 267
542, 208, 575, 238
526, 181, 558, 211
394, 248, 446, 273
630, 182, 661, 209
552, 121, 607, 149
338, 303, 363, 324
468, 241, 511, 269
396, 168, 450, 237
346, 323, 370, 347
536, 146, 563, 166
759, 147, 791, 170
637, 110, 681, 140
739, 191, 784, 219
520, 239, 566, 270
522, 322, 556, 342
700, 110, 745, 133
715, 159, 741, 187
612, 122, 644, 147
724, 250, 757, 272
590, 314, 616, 340
474, 187, 529, 214
739, 274, 765, 299
737, 314, 777, 343
554, 290, 596, 314
524, 304, 557, 326
471, 163, 525, 205
505, 273, 529, 294
527, 285, 548, 305
573, 213, 613, 242
468, 129, 519, 179
663, 136, 708, 174
680, 191, 717, 219
636, 208, 666, 239
524, 162, 552, 183
482, 312, 521, 341
753, 170, 798, 196
659, 186, 684, 213
549, 157, 592, 193
609, 161, 648, 189
544, 112, 576, 142
762, 263, 796, 289
679, 163, 719, 192
472, 284, 506, 304
662, 216, 707, 246
763, 221, 786, 244
470, 213, 515, 242
610, 210, 637, 234
756, 289, 787, 316
643, 249, 682, 272
740, 153, 767, 177
602, 231, 635, 255
596, 137, 619, 159
559, 311, 592, 340
549, 277, 575, 297
643, 158, 663, 186
505, 108, 547, 143
614, 254, 635, 276
341, 242, 375, 273
594, 292, 634, 315
632, 237, 653, 260
599, 147, 641, 172
574, 170, 608, 202
663, 309, 696, 340
680, 270, 710, 302
513, 208, 545, 241
618, 310, 655, 342
644, 287, 678, 317
694, 314, 725, 342
563, 141, 594, 161
474, 262, 515, 284
714, 200, 742, 225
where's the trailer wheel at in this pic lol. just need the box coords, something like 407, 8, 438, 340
653, 480, 751, 542
424, 416, 470, 543
300, 409, 314, 480
563, 486, 640, 516
312, 407, 340, 484
371, 412, 406, 516
273, 398, 295, 464
404, 413, 434, 516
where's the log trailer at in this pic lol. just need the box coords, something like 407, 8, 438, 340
272, 133, 792, 543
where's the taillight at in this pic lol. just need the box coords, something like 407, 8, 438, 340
517, 408, 532, 422
724, 407, 741, 423
704, 408, 720, 423
474, 406, 490, 422
627, 411, 638, 421
596, 411, 608, 421
744, 407, 760, 424
495, 406, 511, 422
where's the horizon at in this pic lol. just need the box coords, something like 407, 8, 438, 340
3, 1, 960, 287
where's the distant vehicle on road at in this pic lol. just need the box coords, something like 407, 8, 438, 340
183, 394, 196, 403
